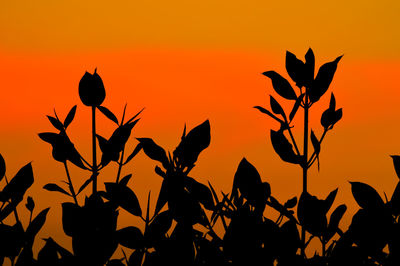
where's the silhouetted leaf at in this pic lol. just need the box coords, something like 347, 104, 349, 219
25, 196, 35, 212
119, 174, 132, 186
285, 51, 307, 88
98, 105, 119, 124
298, 192, 327, 236
289, 94, 304, 122
63, 105, 77, 129
304, 48, 315, 87
270, 130, 300, 164
145, 210, 173, 242
324, 188, 338, 213
137, 138, 169, 168
309, 55, 343, 102
117, 226, 144, 249
105, 182, 142, 216
77, 173, 97, 195
391, 155, 400, 180
232, 158, 262, 201
270, 95, 286, 117
0, 200, 19, 221
325, 204, 347, 241
310, 130, 320, 156
284, 196, 297, 209
43, 183, 71, 197
124, 143, 142, 165
262, 71, 297, 100
61, 202, 81, 237
350, 181, 384, 210
154, 166, 166, 178
185, 177, 214, 210
173, 120, 211, 168
39, 132, 86, 169
1, 162, 34, 201
329, 93, 336, 110
321, 107, 343, 129
0, 153, 5, 181
25, 208, 50, 245
47, 115, 64, 131
253, 106, 283, 123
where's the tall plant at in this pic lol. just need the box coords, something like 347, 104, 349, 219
255, 48, 343, 256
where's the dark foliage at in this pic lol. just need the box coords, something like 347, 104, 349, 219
0, 52, 397, 266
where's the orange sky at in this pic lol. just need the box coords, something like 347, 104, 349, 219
1, 0, 400, 260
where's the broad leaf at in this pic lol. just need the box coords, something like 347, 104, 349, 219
105, 182, 142, 216
350, 181, 384, 210
270, 130, 300, 164
116, 226, 144, 249
43, 183, 71, 197
262, 71, 297, 100
270, 95, 286, 117
137, 138, 169, 168
63, 105, 77, 129
309, 55, 343, 103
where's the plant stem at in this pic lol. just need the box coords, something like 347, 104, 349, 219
301, 90, 309, 258
116, 145, 125, 183
4, 175, 20, 224
64, 162, 78, 205
92, 106, 98, 193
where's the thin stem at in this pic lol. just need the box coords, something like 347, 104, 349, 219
284, 117, 300, 156
92, 106, 98, 193
301, 89, 309, 258
116, 145, 126, 183
307, 128, 328, 167
4, 175, 20, 224
29, 211, 32, 224
64, 161, 78, 205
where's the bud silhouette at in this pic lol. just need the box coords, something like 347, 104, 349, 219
78, 69, 106, 107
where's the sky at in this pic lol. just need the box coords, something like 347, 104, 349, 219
0, 0, 400, 259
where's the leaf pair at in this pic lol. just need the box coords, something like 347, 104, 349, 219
321, 93, 343, 129
297, 189, 346, 239
39, 132, 86, 169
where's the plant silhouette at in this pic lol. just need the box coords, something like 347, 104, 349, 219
0, 50, 398, 265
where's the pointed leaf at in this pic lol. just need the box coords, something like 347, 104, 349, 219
310, 130, 320, 156
173, 120, 211, 168
270, 95, 286, 117
77, 173, 97, 195
270, 130, 300, 164
98, 105, 119, 125
63, 105, 77, 129
105, 182, 142, 216
325, 204, 347, 241
2, 162, 34, 201
324, 188, 338, 213
124, 143, 142, 165
289, 94, 304, 122
254, 106, 283, 123
350, 181, 384, 210
285, 51, 307, 88
43, 183, 71, 197
25, 196, 35, 212
329, 93, 336, 110
136, 138, 169, 168
154, 179, 168, 215
119, 174, 132, 186
25, 208, 50, 245
47, 115, 64, 131
304, 48, 315, 86
262, 71, 297, 100
309, 55, 343, 102
232, 158, 262, 200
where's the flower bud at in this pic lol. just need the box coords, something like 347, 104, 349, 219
78, 69, 106, 107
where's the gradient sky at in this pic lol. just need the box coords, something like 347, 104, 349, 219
1, 0, 400, 259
